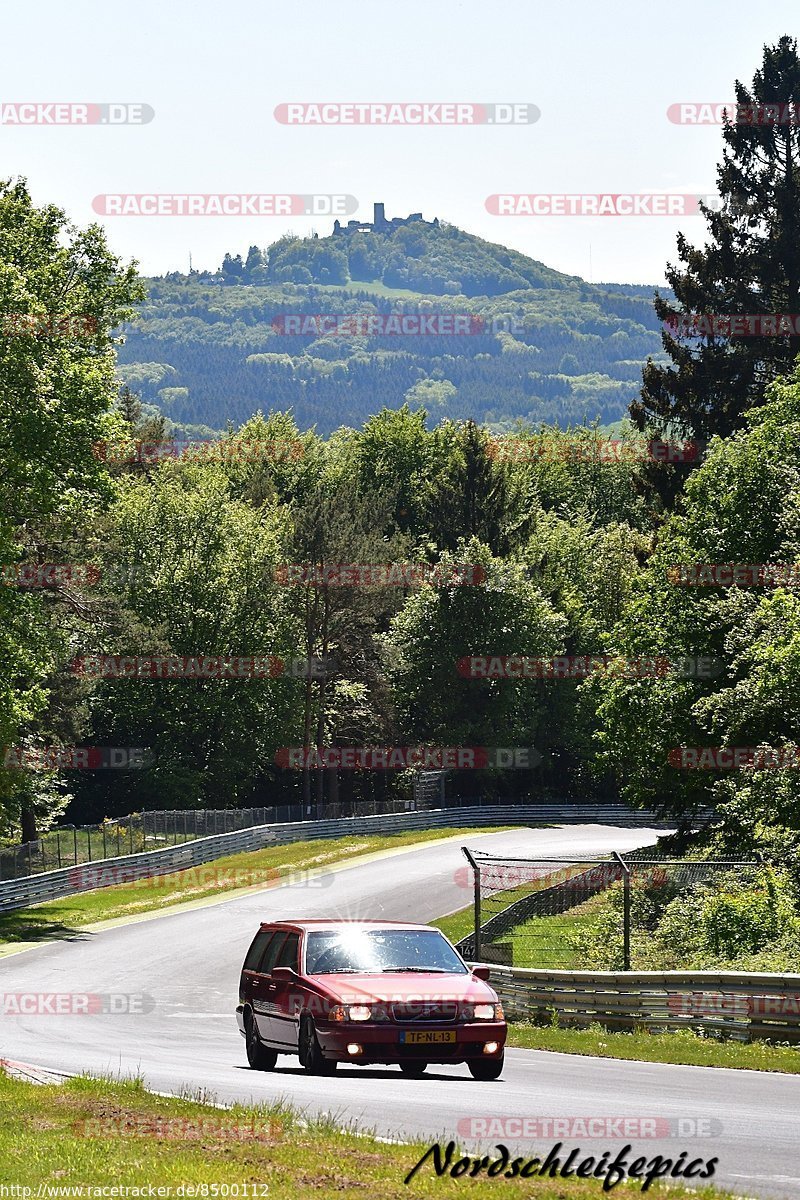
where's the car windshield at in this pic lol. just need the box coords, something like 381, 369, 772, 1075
305, 928, 468, 976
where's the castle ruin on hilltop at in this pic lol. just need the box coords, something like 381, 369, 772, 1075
332, 202, 439, 237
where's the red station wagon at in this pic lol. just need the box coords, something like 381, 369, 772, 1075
236, 919, 507, 1079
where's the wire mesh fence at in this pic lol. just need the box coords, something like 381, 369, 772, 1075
457, 848, 764, 970
0, 807, 299, 881
0, 792, 502, 881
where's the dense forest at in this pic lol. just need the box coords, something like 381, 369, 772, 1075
117, 224, 667, 435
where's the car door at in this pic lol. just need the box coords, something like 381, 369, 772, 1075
251, 930, 286, 1041
241, 928, 275, 1017
264, 932, 301, 1048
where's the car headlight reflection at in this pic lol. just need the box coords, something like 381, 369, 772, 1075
348, 1005, 372, 1022
469, 1003, 504, 1021
329, 1004, 389, 1023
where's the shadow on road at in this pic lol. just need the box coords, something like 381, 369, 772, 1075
0, 910, 87, 945
233, 1063, 485, 1082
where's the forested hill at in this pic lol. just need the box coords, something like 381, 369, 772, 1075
117, 220, 668, 436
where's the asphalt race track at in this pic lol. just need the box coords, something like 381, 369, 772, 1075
2, 824, 799, 1198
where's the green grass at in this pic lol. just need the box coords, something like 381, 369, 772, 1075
0, 827, 510, 950
0, 1070, 726, 1197
507, 1021, 800, 1073
315, 279, 427, 300
434, 878, 604, 968
504, 894, 610, 968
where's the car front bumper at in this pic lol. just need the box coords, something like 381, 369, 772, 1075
315, 1020, 507, 1064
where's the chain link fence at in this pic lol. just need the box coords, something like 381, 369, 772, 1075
458, 848, 763, 970
0, 793, 517, 882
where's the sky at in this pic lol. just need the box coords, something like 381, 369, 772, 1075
1, 1, 797, 284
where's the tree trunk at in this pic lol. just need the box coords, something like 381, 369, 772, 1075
20, 804, 37, 844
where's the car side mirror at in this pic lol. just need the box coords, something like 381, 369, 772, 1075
471, 964, 491, 981
271, 966, 296, 980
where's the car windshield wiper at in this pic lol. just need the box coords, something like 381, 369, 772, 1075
381, 966, 453, 973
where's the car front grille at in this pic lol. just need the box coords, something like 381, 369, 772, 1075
391, 1001, 459, 1023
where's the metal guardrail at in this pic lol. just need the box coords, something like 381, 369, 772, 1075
489, 966, 800, 1043
0, 803, 671, 913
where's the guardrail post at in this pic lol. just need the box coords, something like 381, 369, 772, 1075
462, 847, 482, 960
613, 851, 631, 970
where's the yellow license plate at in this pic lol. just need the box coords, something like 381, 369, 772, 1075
400, 1029, 457, 1044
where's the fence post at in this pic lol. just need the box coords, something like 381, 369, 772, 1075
73, 827, 78, 866
462, 847, 481, 961
613, 851, 631, 970
56, 829, 62, 869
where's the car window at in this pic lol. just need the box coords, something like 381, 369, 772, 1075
305, 928, 468, 975
274, 933, 299, 970
259, 931, 287, 975
244, 930, 274, 971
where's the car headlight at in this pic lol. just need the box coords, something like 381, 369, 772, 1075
347, 1005, 372, 1022
470, 1003, 504, 1021
329, 1004, 386, 1022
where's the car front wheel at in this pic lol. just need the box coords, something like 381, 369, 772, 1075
245, 1012, 278, 1071
299, 1016, 337, 1075
399, 1060, 428, 1077
467, 1053, 504, 1081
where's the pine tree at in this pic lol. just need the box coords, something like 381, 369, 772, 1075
632, 37, 800, 453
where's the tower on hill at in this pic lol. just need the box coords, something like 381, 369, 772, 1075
333, 203, 439, 237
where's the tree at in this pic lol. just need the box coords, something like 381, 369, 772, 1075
382, 540, 565, 799
632, 38, 800, 459
244, 245, 266, 276
0, 178, 142, 838
79, 464, 300, 812
596, 363, 800, 825
420, 420, 520, 555
285, 476, 408, 817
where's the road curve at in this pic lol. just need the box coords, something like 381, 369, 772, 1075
1, 824, 798, 1199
